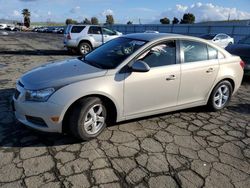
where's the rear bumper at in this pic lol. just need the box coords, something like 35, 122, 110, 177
64, 39, 78, 48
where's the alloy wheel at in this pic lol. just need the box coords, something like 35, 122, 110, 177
213, 84, 230, 108
83, 104, 105, 135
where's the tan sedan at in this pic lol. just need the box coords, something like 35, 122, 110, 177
13, 33, 244, 140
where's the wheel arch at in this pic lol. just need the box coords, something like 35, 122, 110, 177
78, 39, 93, 49
62, 94, 118, 133
206, 77, 235, 104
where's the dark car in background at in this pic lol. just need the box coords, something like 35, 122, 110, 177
226, 35, 250, 75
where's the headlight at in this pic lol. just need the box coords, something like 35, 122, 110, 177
26, 88, 55, 102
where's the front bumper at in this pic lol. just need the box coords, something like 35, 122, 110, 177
13, 84, 64, 133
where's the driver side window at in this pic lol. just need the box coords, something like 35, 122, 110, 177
102, 27, 116, 35
138, 41, 176, 68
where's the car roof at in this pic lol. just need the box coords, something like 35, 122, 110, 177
121, 33, 183, 42
69, 24, 99, 27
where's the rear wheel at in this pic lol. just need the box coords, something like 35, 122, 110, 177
207, 80, 232, 111
78, 42, 92, 55
69, 97, 107, 140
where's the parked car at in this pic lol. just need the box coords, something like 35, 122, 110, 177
0, 23, 7, 30
226, 35, 250, 75
52, 27, 59, 33
13, 33, 244, 140
5, 25, 15, 31
200, 33, 234, 48
64, 24, 122, 55
57, 28, 64, 34
144, 30, 159, 33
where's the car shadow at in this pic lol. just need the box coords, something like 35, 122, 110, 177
227, 104, 250, 115
0, 49, 77, 56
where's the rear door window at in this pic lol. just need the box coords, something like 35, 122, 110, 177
102, 27, 116, 35
71, 26, 85, 33
207, 45, 218, 60
181, 40, 209, 63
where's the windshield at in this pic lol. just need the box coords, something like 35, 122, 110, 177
84, 37, 146, 69
239, 36, 250, 45
200, 34, 216, 40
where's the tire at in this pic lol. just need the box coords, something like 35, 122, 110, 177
207, 80, 233, 111
69, 97, 107, 140
78, 42, 92, 55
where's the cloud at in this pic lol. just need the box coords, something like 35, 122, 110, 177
176, 4, 188, 12
12, 10, 21, 17
102, 9, 114, 16
159, 2, 250, 22
70, 6, 80, 14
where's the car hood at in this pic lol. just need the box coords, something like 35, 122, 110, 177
225, 44, 250, 57
20, 58, 107, 90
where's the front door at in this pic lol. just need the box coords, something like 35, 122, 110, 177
88, 26, 103, 47
102, 27, 118, 43
124, 41, 181, 117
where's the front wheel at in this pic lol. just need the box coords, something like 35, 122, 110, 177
207, 80, 232, 111
69, 97, 107, 140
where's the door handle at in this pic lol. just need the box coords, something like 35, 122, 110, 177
166, 75, 176, 81
206, 68, 214, 73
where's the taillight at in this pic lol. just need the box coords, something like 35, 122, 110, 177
67, 33, 71, 40
240, 60, 245, 69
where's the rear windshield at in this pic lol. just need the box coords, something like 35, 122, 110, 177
71, 26, 85, 33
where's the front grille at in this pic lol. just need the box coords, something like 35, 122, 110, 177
26, 116, 48, 127
14, 89, 20, 100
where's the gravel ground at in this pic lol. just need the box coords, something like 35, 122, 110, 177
0, 32, 249, 188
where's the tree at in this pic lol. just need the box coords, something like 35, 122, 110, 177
180, 13, 195, 24
22, 9, 31, 28
172, 17, 179, 24
106, 15, 114, 25
127, 21, 133, 25
91, 17, 99, 25
65, 18, 77, 25
83, 18, 91, 24
160, 17, 170, 24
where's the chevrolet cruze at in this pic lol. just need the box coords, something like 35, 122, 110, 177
13, 33, 244, 140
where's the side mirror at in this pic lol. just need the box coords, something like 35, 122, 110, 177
130, 60, 150, 72
213, 38, 219, 41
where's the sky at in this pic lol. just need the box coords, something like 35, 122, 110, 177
0, 0, 250, 24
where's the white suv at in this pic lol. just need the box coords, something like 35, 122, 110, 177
64, 25, 122, 55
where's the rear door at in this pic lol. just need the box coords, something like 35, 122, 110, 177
178, 40, 219, 105
88, 26, 103, 47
